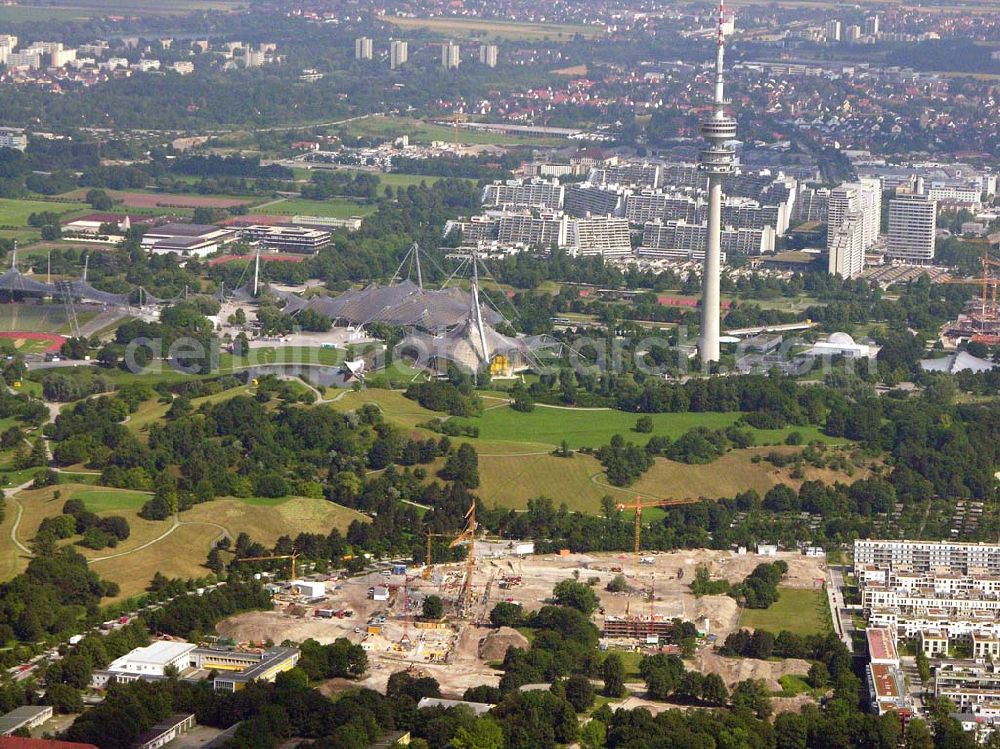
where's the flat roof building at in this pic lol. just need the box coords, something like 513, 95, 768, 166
132, 713, 195, 749
239, 224, 331, 254
107, 641, 196, 678
0, 706, 53, 736
141, 223, 237, 258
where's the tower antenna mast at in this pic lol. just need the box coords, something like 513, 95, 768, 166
698, 0, 736, 367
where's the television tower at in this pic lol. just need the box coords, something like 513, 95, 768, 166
699, 0, 736, 366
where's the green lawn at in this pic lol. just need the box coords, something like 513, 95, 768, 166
738, 587, 832, 636
777, 674, 819, 697
215, 346, 346, 371
451, 405, 839, 451
295, 168, 457, 189
72, 488, 152, 513
0, 198, 89, 227
267, 198, 376, 219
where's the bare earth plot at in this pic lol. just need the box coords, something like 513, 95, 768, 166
218, 550, 827, 699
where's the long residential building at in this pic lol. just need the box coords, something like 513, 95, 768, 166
567, 215, 632, 258
496, 210, 567, 249
854, 540, 1000, 576
589, 162, 661, 189
564, 183, 626, 217
640, 219, 775, 257
482, 178, 564, 211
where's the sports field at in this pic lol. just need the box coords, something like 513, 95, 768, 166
342, 116, 568, 146
0, 304, 85, 336
737, 587, 832, 636
266, 198, 376, 219
378, 15, 603, 40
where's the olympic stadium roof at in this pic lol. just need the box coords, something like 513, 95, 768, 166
288, 280, 503, 329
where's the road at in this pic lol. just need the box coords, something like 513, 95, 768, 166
826, 563, 854, 652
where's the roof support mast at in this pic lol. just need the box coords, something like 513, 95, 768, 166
470, 244, 490, 371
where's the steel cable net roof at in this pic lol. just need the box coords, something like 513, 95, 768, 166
64, 280, 131, 306
0, 268, 59, 296
0, 268, 136, 306
399, 318, 557, 372
293, 280, 503, 329
267, 285, 310, 314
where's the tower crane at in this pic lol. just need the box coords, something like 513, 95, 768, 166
939, 245, 1000, 323
423, 530, 455, 579
449, 499, 478, 617
235, 551, 300, 580
617, 496, 701, 566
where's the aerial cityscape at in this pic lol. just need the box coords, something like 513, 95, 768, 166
0, 0, 997, 747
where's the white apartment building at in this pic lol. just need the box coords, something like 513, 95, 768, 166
828, 211, 865, 278
389, 40, 408, 69
827, 179, 881, 253
825, 19, 842, 41
441, 41, 460, 69
479, 43, 498, 67
926, 184, 982, 206
567, 216, 632, 259
641, 219, 775, 257
6, 51, 40, 70
355, 37, 373, 61
482, 179, 564, 211
589, 163, 661, 189
0, 128, 27, 152
496, 211, 567, 249
564, 183, 626, 218
887, 194, 937, 264
854, 540, 1000, 576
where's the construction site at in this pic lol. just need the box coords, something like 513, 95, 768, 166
217, 527, 830, 697
940, 243, 1000, 345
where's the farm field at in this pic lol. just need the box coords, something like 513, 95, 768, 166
377, 15, 604, 40
0, 198, 90, 227
0, 0, 243, 21
266, 197, 376, 219
59, 189, 257, 211
737, 587, 832, 637
341, 115, 568, 146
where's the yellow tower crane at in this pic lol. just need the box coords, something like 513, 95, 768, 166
235, 551, 300, 580
449, 499, 478, 617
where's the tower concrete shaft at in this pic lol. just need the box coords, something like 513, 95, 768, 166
699, 0, 736, 366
